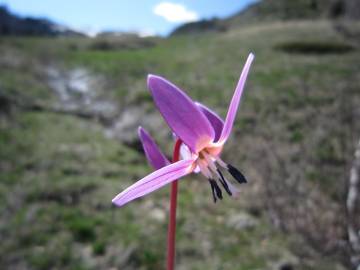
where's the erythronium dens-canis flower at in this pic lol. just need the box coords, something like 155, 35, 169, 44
112, 53, 254, 207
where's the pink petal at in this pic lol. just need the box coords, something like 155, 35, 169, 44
112, 159, 194, 207
147, 75, 215, 153
218, 53, 254, 144
196, 102, 224, 142
138, 127, 170, 170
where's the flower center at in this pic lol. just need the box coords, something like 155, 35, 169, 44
194, 147, 248, 203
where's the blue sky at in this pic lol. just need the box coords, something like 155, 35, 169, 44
0, 0, 258, 36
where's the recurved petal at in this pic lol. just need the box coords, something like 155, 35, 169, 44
138, 127, 169, 170
196, 102, 224, 142
112, 159, 194, 207
147, 75, 215, 153
217, 53, 254, 144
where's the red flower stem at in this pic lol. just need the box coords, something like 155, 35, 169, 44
167, 138, 182, 270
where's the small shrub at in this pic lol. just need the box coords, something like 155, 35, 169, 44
275, 40, 354, 54
93, 241, 106, 255
290, 130, 304, 143
68, 218, 96, 242
88, 37, 156, 51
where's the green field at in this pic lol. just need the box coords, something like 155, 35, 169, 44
0, 20, 359, 269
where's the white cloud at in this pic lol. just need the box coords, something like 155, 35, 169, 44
153, 2, 199, 23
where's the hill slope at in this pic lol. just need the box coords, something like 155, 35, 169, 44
0, 19, 359, 270
171, 0, 357, 35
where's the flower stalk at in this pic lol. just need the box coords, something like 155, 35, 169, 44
167, 138, 182, 270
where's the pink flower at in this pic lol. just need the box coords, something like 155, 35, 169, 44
113, 53, 254, 207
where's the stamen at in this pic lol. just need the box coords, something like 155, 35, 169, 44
202, 152, 233, 197
202, 152, 217, 172
198, 159, 213, 179
199, 160, 221, 202
216, 169, 232, 196
203, 152, 238, 197
215, 156, 227, 168
208, 180, 217, 203
227, 164, 247, 184
209, 179, 222, 200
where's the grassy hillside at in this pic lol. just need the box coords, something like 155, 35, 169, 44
171, 0, 343, 35
0, 20, 359, 270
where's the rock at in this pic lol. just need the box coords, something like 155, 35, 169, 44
105, 105, 165, 145
47, 67, 118, 120
46, 66, 168, 147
